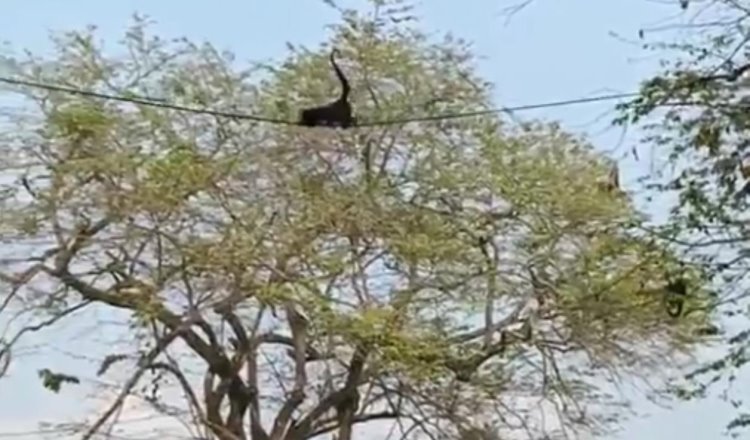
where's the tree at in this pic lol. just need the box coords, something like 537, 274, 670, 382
616, 0, 750, 436
0, 2, 714, 439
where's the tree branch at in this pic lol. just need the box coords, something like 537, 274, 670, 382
81, 318, 192, 440
291, 345, 368, 440
269, 304, 310, 440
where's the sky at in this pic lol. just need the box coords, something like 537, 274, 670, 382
0, 1, 744, 439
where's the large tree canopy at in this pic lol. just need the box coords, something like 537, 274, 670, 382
0, 3, 716, 439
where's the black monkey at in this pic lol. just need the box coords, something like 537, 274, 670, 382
664, 275, 687, 318
597, 163, 620, 193
664, 261, 688, 318
298, 49, 356, 128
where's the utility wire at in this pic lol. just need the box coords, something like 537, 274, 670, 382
0, 76, 296, 126
0, 75, 642, 127
356, 92, 641, 126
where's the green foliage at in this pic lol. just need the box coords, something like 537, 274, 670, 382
615, 2, 750, 436
616, 26, 750, 232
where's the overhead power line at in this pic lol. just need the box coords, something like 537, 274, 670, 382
0, 76, 296, 125
0, 76, 640, 127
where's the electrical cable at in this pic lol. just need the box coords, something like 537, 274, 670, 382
356, 92, 640, 126
0, 76, 297, 126
0, 76, 638, 128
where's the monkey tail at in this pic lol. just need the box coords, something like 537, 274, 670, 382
329, 49, 350, 101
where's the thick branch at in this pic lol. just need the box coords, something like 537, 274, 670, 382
246, 342, 268, 440
308, 411, 399, 438
291, 345, 368, 440
451, 300, 527, 343
259, 332, 329, 361
47, 267, 233, 377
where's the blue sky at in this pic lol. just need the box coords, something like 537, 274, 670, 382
0, 1, 743, 439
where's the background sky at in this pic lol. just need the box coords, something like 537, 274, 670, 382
0, 1, 743, 439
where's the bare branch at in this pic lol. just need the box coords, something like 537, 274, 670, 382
81, 316, 193, 440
